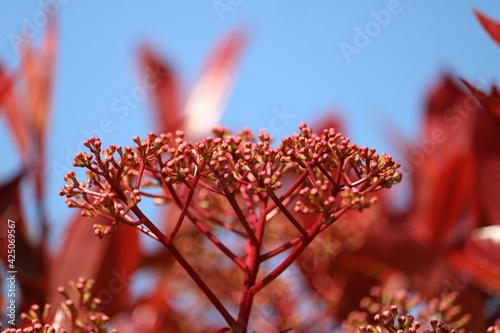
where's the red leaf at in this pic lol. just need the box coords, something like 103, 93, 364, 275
457, 78, 500, 224
329, 222, 461, 306
21, 19, 57, 203
407, 76, 478, 243
139, 28, 248, 139
424, 151, 476, 245
37, 17, 57, 142
447, 226, 500, 296
0, 173, 49, 310
139, 46, 182, 134
0, 64, 13, 104
0, 65, 30, 159
48, 213, 142, 316
460, 78, 500, 117
472, 107, 500, 225
424, 75, 475, 139
474, 9, 500, 47
20, 17, 57, 145
0, 172, 23, 217
19, 17, 57, 145
184, 28, 248, 139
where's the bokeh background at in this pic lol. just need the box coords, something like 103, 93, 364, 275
1, 1, 500, 245
2, 2, 500, 332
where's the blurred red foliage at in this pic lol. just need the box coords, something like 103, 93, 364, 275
1, 8, 500, 333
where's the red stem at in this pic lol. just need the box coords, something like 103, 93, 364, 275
236, 193, 267, 333
165, 183, 246, 270
134, 154, 147, 189
101, 163, 237, 330
129, 204, 237, 329
190, 206, 246, 237
250, 204, 345, 295
168, 172, 202, 242
258, 236, 303, 262
268, 192, 307, 237
223, 187, 258, 245
264, 170, 308, 216
249, 231, 315, 296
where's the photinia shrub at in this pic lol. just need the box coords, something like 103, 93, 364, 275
2, 6, 500, 333
59, 123, 401, 332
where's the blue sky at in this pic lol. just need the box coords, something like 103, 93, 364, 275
1, 1, 500, 242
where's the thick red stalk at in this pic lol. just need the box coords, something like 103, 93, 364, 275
249, 235, 313, 295
223, 187, 258, 245
235, 192, 267, 333
164, 182, 246, 270
100, 170, 238, 330
61, 125, 402, 331
129, 204, 237, 329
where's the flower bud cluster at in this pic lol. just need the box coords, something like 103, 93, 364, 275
419, 292, 470, 331
0, 278, 117, 333
370, 306, 421, 333
347, 286, 474, 333
280, 123, 401, 216
294, 180, 336, 214
60, 124, 402, 238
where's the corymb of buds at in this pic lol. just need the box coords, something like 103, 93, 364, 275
15, 277, 116, 332
60, 123, 402, 238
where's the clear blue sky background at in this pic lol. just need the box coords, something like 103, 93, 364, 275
1, 1, 500, 243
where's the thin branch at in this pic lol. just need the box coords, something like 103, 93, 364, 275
166, 183, 246, 271
121, 214, 145, 226
169, 172, 202, 241
135, 155, 148, 189
318, 205, 349, 232
188, 216, 246, 271
332, 157, 344, 196
264, 170, 308, 216
268, 191, 308, 237
316, 163, 336, 185
137, 190, 169, 200
258, 236, 303, 262
196, 178, 224, 195
134, 224, 159, 241
305, 163, 318, 184
359, 178, 382, 195
252, 202, 352, 295
127, 202, 237, 328
265, 192, 299, 221
191, 205, 246, 237
169, 244, 237, 328
223, 187, 258, 245
78, 188, 108, 198
250, 236, 312, 295
239, 187, 259, 228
